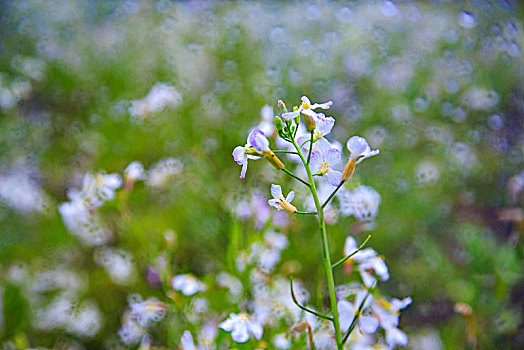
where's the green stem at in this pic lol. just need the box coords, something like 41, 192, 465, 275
295, 211, 318, 215
281, 168, 310, 187
331, 235, 372, 269
307, 131, 314, 164
290, 138, 343, 349
341, 284, 376, 345
273, 150, 298, 154
322, 180, 345, 209
289, 279, 333, 321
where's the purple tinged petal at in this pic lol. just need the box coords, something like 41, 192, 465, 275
326, 170, 342, 187
326, 148, 341, 165
248, 129, 270, 153
270, 184, 283, 199
309, 150, 323, 173
282, 110, 300, 120
233, 146, 245, 165
240, 158, 248, 179
359, 316, 379, 334
286, 191, 295, 203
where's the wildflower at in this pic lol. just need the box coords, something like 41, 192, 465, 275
77, 172, 122, 208
128, 83, 182, 121
128, 294, 168, 327
219, 313, 263, 343
296, 114, 335, 146
338, 185, 381, 222
372, 297, 412, 348
146, 158, 183, 188
124, 161, 146, 186
341, 136, 380, 182
310, 139, 342, 186
343, 236, 389, 287
233, 144, 261, 179
281, 96, 333, 121
338, 290, 378, 334
172, 274, 207, 296
248, 129, 271, 154
268, 184, 297, 213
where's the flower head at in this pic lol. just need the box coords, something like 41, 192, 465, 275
172, 274, 207, 296
219, 313, 263, 343
346, 136, 380, 164
310, 139, 342, 186
233, 145, 261, 179
313, 113, 335, 141
248, 129, 270, 154
282, 96, 333, 121
268, 184, 297, 213
127, 294, 168, 328
338, 185, 381, 222
343, 236, 389, 287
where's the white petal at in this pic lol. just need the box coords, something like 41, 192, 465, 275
180, 331, 196, 350
286, 191, 295, 203
359, 315, 379, 334
270, 184, 283, 199
282, 110, 300, 120
386, 328, 408, 347
326, 170, 342, 187
231, 322, 249, 343
344, 236, 358, 255
247, 321, 263, 340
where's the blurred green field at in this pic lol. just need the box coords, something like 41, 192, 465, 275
0, 1, 523, 349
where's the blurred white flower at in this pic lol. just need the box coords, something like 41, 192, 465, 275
147, 157, 183, 187
128, 294, 168, 327
338, 185, 381, 222
343, 236, 389, 287
219, 313, 263, 343
124, 161, 146, 182
129, 82, 182, 120
172, 274, 207, 296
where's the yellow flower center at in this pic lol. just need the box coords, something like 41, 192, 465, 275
302, 101, 310, 109
319, 163, 329, 175
239, 313, 249, 321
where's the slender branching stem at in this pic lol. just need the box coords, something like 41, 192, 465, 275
321, 180, 345, 209
307, 131, 314, 164
281, 168, 310, 187
331, 235, 372, 269
300, 138, 312, 149
273, 150, 299, 154
341, 284, 376, 345
295, 211, 318, 215
289, 279, 333, 321
290, 137, 343, 349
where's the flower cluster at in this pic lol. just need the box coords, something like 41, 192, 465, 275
229, 95, 409, 349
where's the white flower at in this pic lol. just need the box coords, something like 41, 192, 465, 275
172, 274, 207, 296
219, 313, 263, 343
233, 145, 261, 179
124, 161, 146, 182
127, 294, 168, 327
386, 327, 409, 348
372, 297, 412, 330
128, 82, 182, 120
282, 96, 333, 121
310, 138, 342, 186
343, 237, 389, 287
147, 157, 183, 187
77, 172, 122, 208
338, 290, 378, 335
338, 185, 381, 222
346, 136, 380, 164
313, 113, 335, 141
268, 184, 297, 213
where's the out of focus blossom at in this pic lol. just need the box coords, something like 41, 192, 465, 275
172, 274, 207, 296
338, 185, 381, 222
219, 313, 263, 343
129, 83, 182, 121
147, 157, 183, 187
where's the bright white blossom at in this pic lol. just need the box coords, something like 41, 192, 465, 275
219, 313, 263, 343
282, 96, 333, 120
172, 274, 207, 296
268, 184, 297, 213
313, 113, 335, 141
310, 139, 342, 186
124, 161, 146, 182
346, 136, 380, 164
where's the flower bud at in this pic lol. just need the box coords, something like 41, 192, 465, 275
278, 100, 288, 113
304, 115, 316, 131
275, 116, 284, 135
